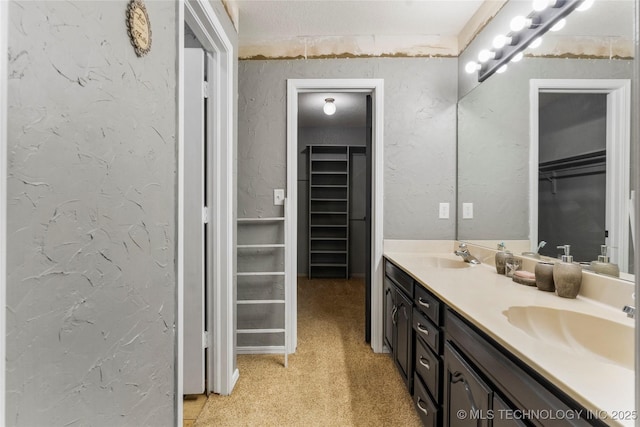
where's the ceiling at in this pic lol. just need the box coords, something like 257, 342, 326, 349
298, 93, 368, 128
226, 0, 494, 58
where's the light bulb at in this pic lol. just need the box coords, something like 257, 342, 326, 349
550, 18, 566, 32
477, 49, 495, 63
465, 61, 481, 74
576, 0, 594, 11
323, 98, 336, 115
493, 35, 508, 49
532, 0, 550, 12
496, 64, 508, 74
528, 37, 543, 49
510, 16, 529, 32
511, 52, 524, 62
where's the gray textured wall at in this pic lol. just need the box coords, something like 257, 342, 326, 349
6, 1, 177, 425
457, 57, 633, 241
238, 58, 458, 242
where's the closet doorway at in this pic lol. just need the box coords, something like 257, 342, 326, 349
286, 79, 385, 354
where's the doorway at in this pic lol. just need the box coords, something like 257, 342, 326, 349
286, 79, 385, 354
177, 0, 237, 423
297, 92, 371, 337
529, 79, 631, 271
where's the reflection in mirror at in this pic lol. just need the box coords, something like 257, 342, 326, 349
456, 0, 635, 280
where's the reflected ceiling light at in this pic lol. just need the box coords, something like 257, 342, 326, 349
511, 52, 524, 62
496, 64, 508, 74
533, 0, 562, 12
528, 37, 543, 49
493, 35, 508, 49
532, 0, 550, 11
478, 49, 496, 63
576, 0, 594, 11
510, 15, 536, 32
323, 98, 336, 115
550, 18, 566, 31
465, 61, 481, 74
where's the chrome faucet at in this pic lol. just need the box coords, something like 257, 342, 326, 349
623, 305, 635, 319
454, 243, 481, 265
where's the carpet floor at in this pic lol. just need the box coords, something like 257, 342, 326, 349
194, 277, 421, 426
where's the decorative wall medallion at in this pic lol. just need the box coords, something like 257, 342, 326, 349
126, 0, 152, 57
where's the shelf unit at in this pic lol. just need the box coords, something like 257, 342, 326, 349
308, 145, 350, 278
236, 215, 288, 366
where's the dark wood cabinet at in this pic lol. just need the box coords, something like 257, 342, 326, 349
384, 261, 414, 391
382, 257, 606, 427
394, 288, 413, 388
383, 278, 394, 351
444, 342, 492, 427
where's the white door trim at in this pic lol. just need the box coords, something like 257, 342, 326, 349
529, 79, 631, 269
286, 79, 385, 354
178, 0, 237, 423
0, 0, 8, 421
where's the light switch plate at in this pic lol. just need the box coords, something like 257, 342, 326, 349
274, 189, 285, 205
439, 202, 449, 219
462, 202, 474, 219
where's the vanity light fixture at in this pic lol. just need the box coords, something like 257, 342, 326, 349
465, 61, 482, 74
496, 64, 508, 74
575, 0, 594, 11
511, 52, 524, 62
323, 98, 336, 116
549, 18, 566, 31
528, 37, 543, 49
474, 0, 586, 82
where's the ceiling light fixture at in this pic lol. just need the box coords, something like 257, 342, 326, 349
323, 98, 336, 116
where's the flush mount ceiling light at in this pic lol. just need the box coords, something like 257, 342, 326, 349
323, 98, 336, 116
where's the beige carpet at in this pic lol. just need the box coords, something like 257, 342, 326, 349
195, 277, 421, 426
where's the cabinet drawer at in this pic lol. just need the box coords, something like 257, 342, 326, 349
415, 336, 441, 403
414, 373, 439, 427
414, 285, 441, 325
413, 307, 440, 354
385, 260, 414, 298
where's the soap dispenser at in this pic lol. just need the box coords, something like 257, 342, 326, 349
590, 245, 620, 277
553, 244, 582, 299
495, 242, 511, 275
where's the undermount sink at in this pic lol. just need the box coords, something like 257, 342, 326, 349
503, 306, 634, 370
423, 255, 471, 269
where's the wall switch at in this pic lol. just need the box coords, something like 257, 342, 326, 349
438, 202, 450, 219
274, 189, 285, 205
462, 202, 474, 219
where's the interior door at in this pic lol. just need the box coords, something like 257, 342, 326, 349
365, 94, 372, 343
183, 47, 207, 394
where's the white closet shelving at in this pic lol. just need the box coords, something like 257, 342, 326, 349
236, 213, 289, 366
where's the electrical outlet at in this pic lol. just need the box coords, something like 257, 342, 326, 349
273, 189, 285, 205
439, 202, 450, 219
462, 202, 474, 219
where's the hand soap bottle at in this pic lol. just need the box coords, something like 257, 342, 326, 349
495, 242, 511, 275
590, 245, 620, 277
553, 245, 582, 299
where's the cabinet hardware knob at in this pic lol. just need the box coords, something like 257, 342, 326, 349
416, 398, 429, 415
418, 297, 431, 309
417, 323, 429, 335
419, 357, 431, 370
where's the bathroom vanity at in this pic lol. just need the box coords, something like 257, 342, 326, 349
383, 241, 635, 427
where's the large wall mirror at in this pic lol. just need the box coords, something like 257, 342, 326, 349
457, 0, 636, 280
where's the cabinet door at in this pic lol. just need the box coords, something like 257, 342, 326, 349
492, 395, 527, 427
394, 288, 413, 389
383, 278, 395, 351
444, 343, 492, 427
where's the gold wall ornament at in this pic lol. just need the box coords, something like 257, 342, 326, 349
126, 0, 152, 57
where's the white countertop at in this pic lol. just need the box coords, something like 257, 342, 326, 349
384, 241, 635, 427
